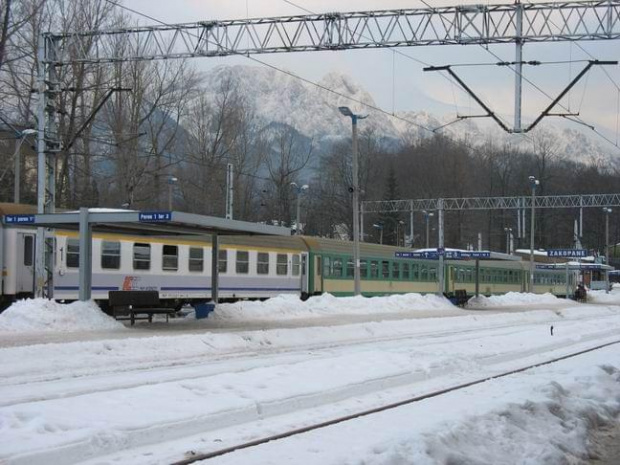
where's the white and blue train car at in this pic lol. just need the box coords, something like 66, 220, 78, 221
53, 232, 307, 304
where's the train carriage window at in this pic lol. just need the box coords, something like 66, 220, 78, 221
277, 254, 288, 275
257, 252, 270, 275
67, 239, 80, 268
346, 259, 354, 278
236, 251, 249, 274
218, 249, 228, 274
360, 260, 368, 279
323, 257, 330, 277
133, 243, 151, 270
24, 235, 34, 266
292, 255, 301, 276
189, 247, 204, 272
402, 263, 410, 280
420, 264, 428, 281
332, 257, 343, 277
101, 241, 121, 269
411, 263, 419, 280
382, 261, 390, 279
370, 260, 379, 279
162, 245, 178, 271
392, 262, 400, 280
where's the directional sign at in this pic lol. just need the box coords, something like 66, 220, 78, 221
547, 249, 588, 258
395, 251, 438, 259
138, 211, 172, 222
396, 251, 491, 260
4, 214, 35, 224
461, 251, 491, 259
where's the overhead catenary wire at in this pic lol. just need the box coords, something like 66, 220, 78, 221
101, 0, 435, 134
417, 0, 620, 150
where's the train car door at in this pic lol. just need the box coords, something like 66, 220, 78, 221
315, 255, 323, 294
16, 233, 35, 293
300, 254, 309, 296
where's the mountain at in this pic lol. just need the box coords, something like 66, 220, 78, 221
201, 64, 617, 164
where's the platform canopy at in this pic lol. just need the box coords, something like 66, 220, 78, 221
2, 207, 292, 302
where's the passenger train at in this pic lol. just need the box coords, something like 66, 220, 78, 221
0, 203, 576, 311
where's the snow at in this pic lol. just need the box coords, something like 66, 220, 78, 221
0, 299, 125, 332
1, 293, 619, 464
467, 291, 571, 308
211, 292, 456, 321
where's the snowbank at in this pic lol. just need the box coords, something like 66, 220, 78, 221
587, 289, 620, 305
0, 299, 125, 332
211, 293, 456, 321
467, 292, 568, 309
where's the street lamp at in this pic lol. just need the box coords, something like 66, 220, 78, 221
290, 182, 309, 235
372, 222, 384, 244
528, 175, 540, 292
504, 227, 513, 254
13, 128, 37, 204
423, 211, 434, 248
168, 175, 178, 211
603, 207, 612, 293
339, 106, 367, 296
397, 220, 405, 247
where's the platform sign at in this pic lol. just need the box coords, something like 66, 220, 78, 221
138, 211, 172, 222
547, 249, 588, 258
396, 251, 491, 260
4, 214, 35, 224
462, 251, 491, 259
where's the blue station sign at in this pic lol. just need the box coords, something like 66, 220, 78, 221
138, 211, 172, 222
396, 251, 491, 260
546, 249, 588, 258
4, 214, 35, 224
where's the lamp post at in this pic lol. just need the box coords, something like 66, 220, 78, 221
372, 222, 384, 244
290, 182, 309, 235
339, 106, 367, 296
397, 220, 405, 247
423, 211, 434, 248
603, 207, 612, 293
167, 175, 178, 211
528, 176, 540, 293
504, 227, 513, 254
13, 128, 37, 204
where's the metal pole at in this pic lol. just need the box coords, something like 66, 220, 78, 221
35, 34, 46, 298
475, 258, 480, 298
438, 199, 445, 296
168, 182, 173, 211
514, 0, 524, 132
529, 184, 536, 293
566, 261, 570, 299
410, 202, 414, 248
352, 115, 361, 296
78, 208, 92, 301
425, 214, 430, 248
295, 191, 301, 235
605, 209, 610, 293
211, 234, 219, 304
13, 137, 23, 203
360, 207, 364, 242
226, 163, 233, 220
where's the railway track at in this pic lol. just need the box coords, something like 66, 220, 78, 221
172, 339, 620, 465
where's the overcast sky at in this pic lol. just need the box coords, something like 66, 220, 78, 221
125, 0, 620, 145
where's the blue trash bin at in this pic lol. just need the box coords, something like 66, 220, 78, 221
194, 303, 215, 319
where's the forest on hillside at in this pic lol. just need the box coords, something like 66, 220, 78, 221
1, 0, 620, 255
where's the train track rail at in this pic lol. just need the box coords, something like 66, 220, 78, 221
172, 339, 620, 465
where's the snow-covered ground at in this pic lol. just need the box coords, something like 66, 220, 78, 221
1, 291, 619, 464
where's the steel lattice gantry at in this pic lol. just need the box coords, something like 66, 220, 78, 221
362, 194, 620, 214
34, 1, 620, 297
46, 1, 620, 64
